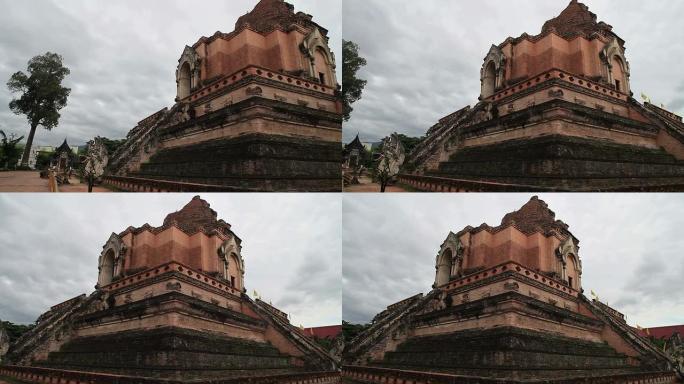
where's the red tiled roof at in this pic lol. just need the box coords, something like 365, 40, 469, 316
302, 325, 342, 339
638, 325, 684, 340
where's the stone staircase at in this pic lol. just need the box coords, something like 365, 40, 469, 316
107, 106, 175, 176
343, 292, 435, 365
250, 298, 339, 371
6, 292, 101, 365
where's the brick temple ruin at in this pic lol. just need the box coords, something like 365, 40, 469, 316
342, 196, 677, 383
103, 0, 342, 192
400, 0, 684, 192
0, 196, 340, 383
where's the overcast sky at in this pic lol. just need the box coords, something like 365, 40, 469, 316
343, 194, 684, 328
0, 194, 341, 327
0, 0, 341, 148
342, 0, 684, 143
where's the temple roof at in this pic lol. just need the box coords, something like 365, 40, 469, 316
163, 196, 232, 235
541, 0, 614, 39
234, 0, 323, 35
345, 134, 364, 151
55, 139, 71, 154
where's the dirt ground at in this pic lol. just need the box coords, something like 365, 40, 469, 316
343, 175, 408, 193
0, 171, 111, 192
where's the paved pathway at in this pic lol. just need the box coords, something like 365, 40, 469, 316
0, 171, 111, 192
0, 171, 49, 192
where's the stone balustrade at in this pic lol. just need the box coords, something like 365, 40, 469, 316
0, 366, 341, 384
341, 366, 677, 384
184, 64, 336, 104
103, 175, 254, 192
397, 174, 684, 193
102, 261, 242, 298
438, 260, 579, 298
486, 68, 629, 103
397, 174, 557, 192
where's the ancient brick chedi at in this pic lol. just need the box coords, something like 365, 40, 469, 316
342, 197, 677, 383
105, 0, 342, 192
402, 1, 684, 192
1, 196, 338, 383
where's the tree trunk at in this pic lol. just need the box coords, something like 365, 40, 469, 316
88, 174, 94, 193
20, 123, 38, 167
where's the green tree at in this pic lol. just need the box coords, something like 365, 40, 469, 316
0, 320, 34, 343
395, 134, 423, 155
0, 130, 25, 169
99, 137, 125, 155
35, 151, 53, 170
342, 40, 367, 121
7, 52, 71, 166
342, 320, 369, 343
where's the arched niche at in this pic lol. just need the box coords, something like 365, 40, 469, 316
556, 236, 581, 289
611, 56, 627, 92
482, 62, 497, 99
313, 47, 334, 86
218, 237, 245, 291
97, 233, 126, 288
301, 28, 337, 86
436, 248, 453, 287
480, 45, 506, 100
601, 38, 630, 94
99, 249, 115, 286
178, 62, 192, 99
565, 254, 579, 289
176, 46, 201, 101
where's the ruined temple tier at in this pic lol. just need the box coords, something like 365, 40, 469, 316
105, 0, 342, 192
343, 196, 676, 382
402, 0, 684, 192
4, 196, 338, 382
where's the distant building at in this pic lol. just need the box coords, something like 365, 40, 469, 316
20, 143, 79, 170
302, 325, 342, 340
343, 135, 365, 168
639, 325, 684, 340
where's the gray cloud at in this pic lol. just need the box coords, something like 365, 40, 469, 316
0, 194, 341, 327
0, 0, 341, 148
342, 0, 684, 143
342, 194, 684, 327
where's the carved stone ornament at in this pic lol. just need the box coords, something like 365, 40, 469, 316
246, 86, 263, 96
